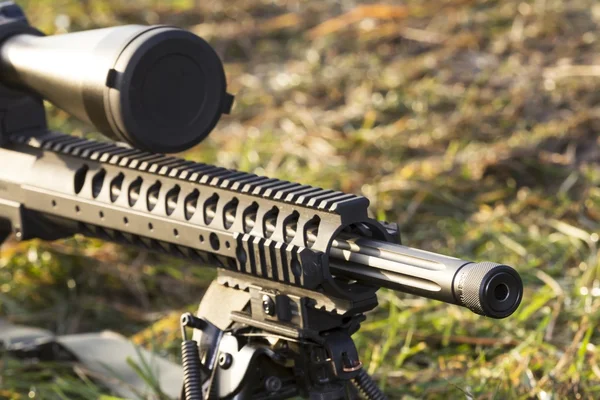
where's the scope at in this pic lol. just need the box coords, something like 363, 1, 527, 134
0, 4, 233, 153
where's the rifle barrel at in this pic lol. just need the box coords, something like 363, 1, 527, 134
328, 237, 522, 319
215, 208, 522, 318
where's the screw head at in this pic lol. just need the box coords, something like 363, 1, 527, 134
262, 295, 275, 316
218, 352, 232, 369
265, 376, 282, 393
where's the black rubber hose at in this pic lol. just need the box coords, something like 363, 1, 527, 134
352, 369, 388, 400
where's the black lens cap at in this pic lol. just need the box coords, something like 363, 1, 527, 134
106, 26, 233, 153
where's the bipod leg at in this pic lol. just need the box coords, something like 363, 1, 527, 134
180, 313, 223, 400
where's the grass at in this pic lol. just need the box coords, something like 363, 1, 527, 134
1, 0, 600, 398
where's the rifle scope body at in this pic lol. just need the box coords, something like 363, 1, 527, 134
0, 22, 233, 153
0, 3, 523, 319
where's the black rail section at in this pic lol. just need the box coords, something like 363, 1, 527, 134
11, 132, 368, 213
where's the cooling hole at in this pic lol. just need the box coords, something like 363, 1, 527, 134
263, 207, 279, 239
165, 185, 181, 216
209, 233, 220, 251
283, 211, 300, 242
92, 169, 106, 198
74, 164, 88, 194
184, 189, 199, 221
242, 202, 259, 234
110, 173, 124, 202
128, 177, 143, 207
147, 181, 161, 211
304, 215, 321, 248
203, 194, 219, 225
223, 198, 239, 230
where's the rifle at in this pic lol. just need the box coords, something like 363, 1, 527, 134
0, 2, 523, 399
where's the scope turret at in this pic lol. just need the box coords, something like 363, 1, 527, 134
0, 3, 233, 153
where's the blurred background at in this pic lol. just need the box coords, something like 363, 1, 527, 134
1, 0, 600, 398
